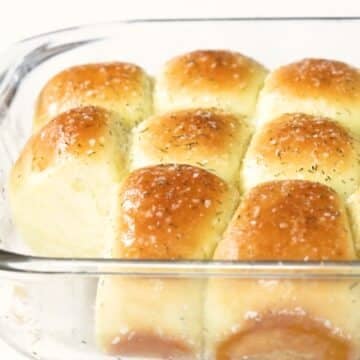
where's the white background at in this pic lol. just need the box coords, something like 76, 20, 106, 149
1, 0, 360, 51
1, 0, 359, 358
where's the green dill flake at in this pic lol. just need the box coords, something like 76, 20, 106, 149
185, 142, 198, 149
350, 281, 359, 290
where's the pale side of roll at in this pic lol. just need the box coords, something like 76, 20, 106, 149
347, 187, 360, 254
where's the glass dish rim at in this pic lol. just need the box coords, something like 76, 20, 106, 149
0, 251, 360, 277
1, 17, 360, 276
14, 16, 360, 43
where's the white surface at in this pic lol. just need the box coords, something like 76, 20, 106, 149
0, 0, 360, 51
1, 0, 360, 358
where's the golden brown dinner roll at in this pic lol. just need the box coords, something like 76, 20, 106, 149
255, 58, 360, 134
9, 106, 128, 257
34, 62, 153, 131
96, 164, 238, 359
205, 180, 359, 359
216, 180, 355, 261
154, 50, 267, 123
347, 188, 360, 254
241, 113, 360, 198
131, 108, 250, 183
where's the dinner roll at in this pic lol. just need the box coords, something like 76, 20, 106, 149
216, 180, 355, 261
241, 113, 360, 198
155, 50, 267, 123
131, 108, 250, 183
255, 58, 360, 135
96, 164, 238, 359
347, 187, 360, 254
205, 180, 358, 359
34, 62, 153, 131
9, 106, 128, 257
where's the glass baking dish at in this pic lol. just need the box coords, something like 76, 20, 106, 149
1, 17, 360, 360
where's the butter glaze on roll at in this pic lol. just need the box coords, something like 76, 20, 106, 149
131, 108, 250, 183
242, 113, 360, 198
155, 50, 268, 123
256, 58, 360, 135
205, 180, 359, 359
10, 106, 128, 257
96, 164, 238, 359
34, 62, 153, 131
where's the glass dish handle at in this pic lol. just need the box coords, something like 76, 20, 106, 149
0, 36, 99, 127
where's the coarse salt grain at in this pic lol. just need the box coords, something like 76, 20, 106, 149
111, 336, 121, 345
119, 326, 129, 334
231, 324, 240, 333
244, 310, 259, 320
253, 206, 260, 217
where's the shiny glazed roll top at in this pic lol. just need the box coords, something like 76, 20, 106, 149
34, 62, 153, 131
241, 112, 360, 198
255, 58, 360, 135
131, 108, 250, 183
155, 49, 268, 124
